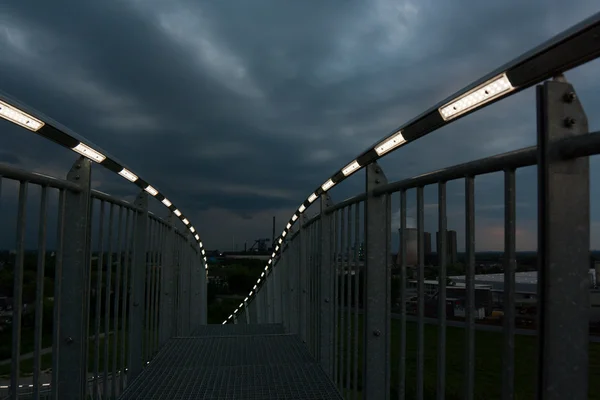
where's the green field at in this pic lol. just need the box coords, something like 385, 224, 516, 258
334, 315, 600, 399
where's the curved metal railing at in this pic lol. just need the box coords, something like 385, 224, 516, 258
0, 121, 208, 398
0, 92, 209, 267
231, 10, 600, 400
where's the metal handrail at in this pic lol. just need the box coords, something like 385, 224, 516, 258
0, 162, 81, 191
233, 12, 600, 321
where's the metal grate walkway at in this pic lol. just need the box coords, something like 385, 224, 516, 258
119, 324, 342, 399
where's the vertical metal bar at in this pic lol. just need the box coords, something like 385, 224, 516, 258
111, 206, 124, 398
156, 226, 164, 344
363, 162, 391, 400
185, 240, 192, 335
353, 202, 360, 400
245, 299, 250, 324
416, 186, 425, 400
120, 209, 132, 392
33, 186, 48, 400
144, 220, 153, 360
153, 224, 162, 349
10, 182, 28, 400
51, 189, 66, 400
256, 283, 263, 324
464, 176, 476, 400
159, 215, 173, 345
437, 182, 447, 400
339, 208, 346, 389
502, 170, 516, 400
103, 203, 114, 396
332, 210, 339, 384
536, 80, 589, 399
57, 157, 92, 400
299, 216, 307, 342
316, 220, 322, 357
399, 190, 407, 400
93, 201, 105, 399
346, 205, 352, 393
128, 191, 148, 381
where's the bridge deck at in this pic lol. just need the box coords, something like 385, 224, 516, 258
119, 324, 342, 399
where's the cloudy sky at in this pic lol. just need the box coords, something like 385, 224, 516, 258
0, 0, 599, 252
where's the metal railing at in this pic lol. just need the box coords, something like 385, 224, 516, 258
0, 156, 207, 400
238, 12, 600, 400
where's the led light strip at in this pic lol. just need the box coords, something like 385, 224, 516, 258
225, 12, 600, 323
0, 99, 44, 131
226, 73, 512, 324
439, 73, 513, 121
0, 96, 208, 259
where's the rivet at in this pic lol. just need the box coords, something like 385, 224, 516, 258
563, 92, 576, 103
564, 117, 576, 128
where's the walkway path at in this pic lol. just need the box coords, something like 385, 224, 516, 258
119, 324, 342, 399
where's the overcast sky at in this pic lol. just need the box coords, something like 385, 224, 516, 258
1, 1, 600, 252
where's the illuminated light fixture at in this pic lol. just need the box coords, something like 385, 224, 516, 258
268, 259, 272, 264
282, 231, 287, 237
73, 143, 106, 163
308, 193, 318, 203
253, 285, 257, 290
182, 218, 189, 225
195, 234, 199, 240
239, 303, 243, 308
174, 209, 182, 217
375, 130, 406, 156
0, 100, 44, 131
119, 168, 138, 182
261, 272, 265, 277
190, 226, 195, 233
228, 315, 232, 319
222, 321, 226, 325
244, 297, 248, 302
202, 249, 206, 255
292, 214, 298, 222
257, 278, 261, 284
278, 238, 283, 244
275, 246, 279, 252
342, 160, 361, 176
286, 223, 291, 230
234, 308, 239, 313
199, 241, 203, 248
264, 265, 269, 271
249, 291, 253, 296
439, 73, 513, 121
299, 204, 306, 213
321, 179, 335, 191
162, 198, 172, 207
144, 185, 158, 196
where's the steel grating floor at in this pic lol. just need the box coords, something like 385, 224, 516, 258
119, 325, 342, 399
192, 323, 286, 337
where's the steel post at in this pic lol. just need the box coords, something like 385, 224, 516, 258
363, 162, 391, 400
299, 216, 307, 342
128, 191, 148, 381
159, 214, 175, 346
319, 194, 334, 375
536, 79, 590, 399
56, 157, 92, 400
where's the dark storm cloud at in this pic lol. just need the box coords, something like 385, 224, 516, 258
0, 0, 599, 249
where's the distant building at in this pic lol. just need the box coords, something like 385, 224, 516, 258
436, 230, 458, 265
